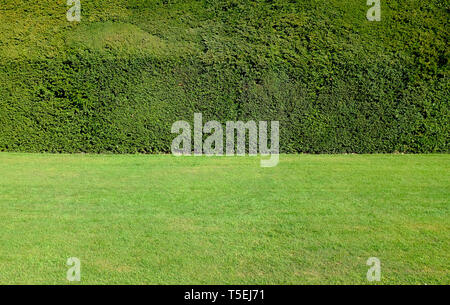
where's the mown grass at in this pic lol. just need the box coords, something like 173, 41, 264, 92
0, 153, 448, 284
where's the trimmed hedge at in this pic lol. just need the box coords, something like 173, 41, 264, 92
0, 0, 448, 153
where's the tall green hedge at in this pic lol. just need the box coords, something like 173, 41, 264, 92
0, 0, 448, 153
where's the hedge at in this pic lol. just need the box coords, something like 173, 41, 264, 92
0, 0, 448, 153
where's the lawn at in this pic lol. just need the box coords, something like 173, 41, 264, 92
0, 153, 448, 284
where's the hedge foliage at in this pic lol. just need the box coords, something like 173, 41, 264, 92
0, 0, 448, 153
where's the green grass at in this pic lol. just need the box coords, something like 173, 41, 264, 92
0, 153, 448, 284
